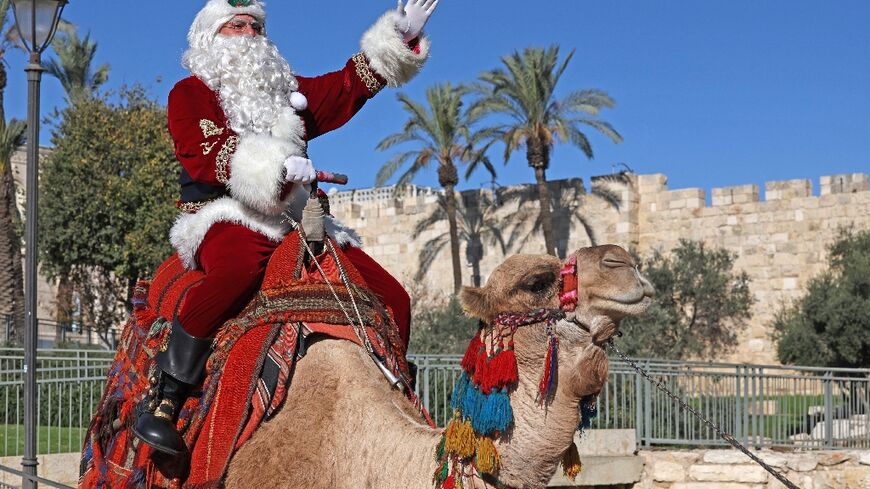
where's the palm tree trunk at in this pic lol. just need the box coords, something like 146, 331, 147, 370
0, 62, 26, 344
443, 185, 463, 294
0, 163, 24, 344
527, 138, 556, 256
439, 162, 463, 293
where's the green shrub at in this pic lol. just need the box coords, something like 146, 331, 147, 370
773, 228, 870, 368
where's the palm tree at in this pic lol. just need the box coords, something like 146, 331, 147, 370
43, 23, 109, 105
471, 45, 623, 256
0, 0, 27, 343
412, 190, 507, 288
499, 172, 631, 258
0, 117, 25, 343
376, 83, 494, 293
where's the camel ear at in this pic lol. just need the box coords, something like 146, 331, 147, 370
460, 286, 490, 320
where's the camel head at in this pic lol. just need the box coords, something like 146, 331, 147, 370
448, 245, 654, 488
460, 254, 563, 324
569, 244, 655, 336
460, 244, 654, 347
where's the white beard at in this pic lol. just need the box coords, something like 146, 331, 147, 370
182, 35, 298, 136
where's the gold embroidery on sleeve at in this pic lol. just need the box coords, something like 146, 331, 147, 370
179, 201, 211, 213
200, 140, 219, 155
215, 136, 238, 185
200, 119, 224, 138
352, 52, 384, 95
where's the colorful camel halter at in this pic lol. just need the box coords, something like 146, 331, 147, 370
433, 257, 591, 488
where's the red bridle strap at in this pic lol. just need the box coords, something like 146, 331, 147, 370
559, 255, 578, 312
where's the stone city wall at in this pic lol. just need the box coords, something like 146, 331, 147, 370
328, 171, 870, 364
635, 448, 870, 489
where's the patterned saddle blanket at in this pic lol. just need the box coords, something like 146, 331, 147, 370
79, 234, 415, 488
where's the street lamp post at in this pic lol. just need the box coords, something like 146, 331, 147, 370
9, 1, 68, 488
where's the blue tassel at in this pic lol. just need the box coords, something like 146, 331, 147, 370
579, 395, 598, 432
546, 335, 558, 397
472, 388, 513, 435
461, 382, 487, 421
451, 373, 471, 412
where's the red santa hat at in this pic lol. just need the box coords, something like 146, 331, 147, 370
188, 0, 267, 51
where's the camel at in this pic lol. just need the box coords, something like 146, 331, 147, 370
224, 244, 654, 489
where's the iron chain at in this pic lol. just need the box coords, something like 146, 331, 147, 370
607, 340, 801, 489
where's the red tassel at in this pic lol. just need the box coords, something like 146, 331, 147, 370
443, 474, 456, 489
538, 335, 558, 403
461, 333, 483, 374
473, 342, 489, 381
477, 343, 518, 392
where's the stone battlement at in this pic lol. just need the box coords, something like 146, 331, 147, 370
329, 171, 870, 364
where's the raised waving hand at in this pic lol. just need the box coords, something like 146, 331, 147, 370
395, 0, 438, 43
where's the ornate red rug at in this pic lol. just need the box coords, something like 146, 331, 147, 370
79, 234, 417, 488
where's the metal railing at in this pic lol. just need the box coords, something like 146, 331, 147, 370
1, 350, 114, 461
0, 350, 866, 465
408, 354, 870, 449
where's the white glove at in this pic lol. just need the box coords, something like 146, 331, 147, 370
395, 0, 438, 43
283, 155, 316, 184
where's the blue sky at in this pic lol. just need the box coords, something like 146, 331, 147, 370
4, 1, 869, 195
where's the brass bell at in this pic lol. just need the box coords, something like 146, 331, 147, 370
149, 376, 158, 386
148, 388, 157, 397
148, 400, 158, 411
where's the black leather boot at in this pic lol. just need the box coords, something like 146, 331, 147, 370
133, 318, 212, 456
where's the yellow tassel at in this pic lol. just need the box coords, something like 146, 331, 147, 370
444, 416, 461, 454
444, 416, 476, 459
476, 437, 500, 475
456, 419, 476, 459
562, 441, 582, 481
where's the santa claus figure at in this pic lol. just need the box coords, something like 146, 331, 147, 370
133, 0, 437, 456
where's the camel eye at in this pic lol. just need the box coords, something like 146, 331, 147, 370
602, 255, 628, 268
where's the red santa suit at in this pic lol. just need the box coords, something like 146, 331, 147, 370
166, 9, 428, 349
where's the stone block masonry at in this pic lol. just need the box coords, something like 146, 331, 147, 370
634, 448, 870, 489
328, 171, 870, 364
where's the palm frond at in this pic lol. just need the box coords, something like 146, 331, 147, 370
376, 130, 421, 151
573, 213, 598, 246
572, 118, 623, 144
394, 149, 433, 189
590, 186, 622, 211
0, 117, 25, 168
563, 89, 617, 115
412, 198, 448, 238
414, 234, 449, 281
43, 24, 109, 103
375, 150, 418, 186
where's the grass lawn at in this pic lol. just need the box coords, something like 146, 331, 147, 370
0, 425, 86, 457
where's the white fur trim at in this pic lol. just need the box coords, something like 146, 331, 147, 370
189, 0, 267, 51
360, 11, 430, 87
169, 198, 363, 270
169, 197, 290, 269
324, 216, 363, 248
270, 107, 306, 146
228, 133, 303, 215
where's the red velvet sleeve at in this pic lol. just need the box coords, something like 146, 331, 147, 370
167, 77, 239, 186
296, 55, 387, 141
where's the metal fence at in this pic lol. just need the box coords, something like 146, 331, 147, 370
0, 350, 867, 462
409, 354, 870, 450
0, 349, 114, 460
